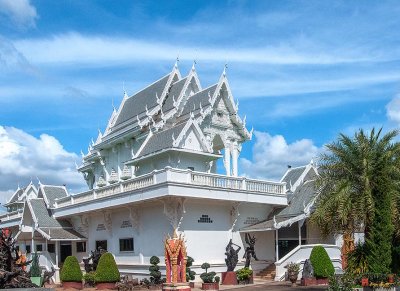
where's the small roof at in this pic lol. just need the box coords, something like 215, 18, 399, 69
162, 77, 188, 113
40, 185, 68, 208
179, 84, 218, 117
39, 227, 86, 241
114, 73, 172, 126
28, 199, 71, 228
281, 166, 306, 186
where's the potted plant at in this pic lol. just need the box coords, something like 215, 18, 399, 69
285, 262, 300, 287
30, 252, 42, 287
60, 256, 83, 289
200, 262, 219, 290
94, 252, 120, 290
236, 267, 253, 285
186, 256, 196, 288
310, 246, 335, 285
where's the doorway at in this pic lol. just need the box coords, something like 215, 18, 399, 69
60, 243, 72, 264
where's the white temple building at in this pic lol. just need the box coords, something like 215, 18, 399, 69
0, 63, 342, 282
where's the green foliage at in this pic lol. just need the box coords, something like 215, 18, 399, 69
60, 256, 83, 282
327, 273, 354, 291
186, 256, 196, 282
214, 276, 220, 283
236, 267, 253, 282
94, 252, 120, 283
347, 243, 369, 275
30, 252, 41, 277
310, 246, 335, 278
200, 262, 216, 283
149, 256, 162, 285
83, 271, 96, 287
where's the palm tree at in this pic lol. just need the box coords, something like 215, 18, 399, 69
310, 128, 400, 272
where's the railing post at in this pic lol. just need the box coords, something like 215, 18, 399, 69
93, 190, 97, 199
242, 178, 246, 190
70, 196, 74, 205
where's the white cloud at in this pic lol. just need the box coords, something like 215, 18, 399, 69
386, 95, 400, 124
0, 126, 86, 194
13, 32, 377, 66
0, 0, 38, 28
240, 131, 320, 180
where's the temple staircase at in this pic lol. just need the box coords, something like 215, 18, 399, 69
255, 264, 276, 280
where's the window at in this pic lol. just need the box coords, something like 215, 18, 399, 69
119, 238, 134, 252
76, 242, 86, 253
36, 244, 43, 252
96, 240, 107, 251
26, 245, 31, 253
48, 244, 55, 253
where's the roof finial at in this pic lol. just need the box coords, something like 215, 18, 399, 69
36, 176, 41, 185
17, 183, 20, 190
175, 55, 179, 69
192, 59, 196, 71
80, 149, 84, 158
223, 62, 228, 77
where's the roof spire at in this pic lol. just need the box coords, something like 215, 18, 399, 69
223, 62, 228, 77
191, 59, 196, 71
36, 176, 41, 185
175, 55, 179, 69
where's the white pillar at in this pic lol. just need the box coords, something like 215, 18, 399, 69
55, 241, 59, 267
275, 229, 279, 261
224, 141, 231, 176
232, 141, 239, 177
298, 222, 302, 246
31, 231, 35, 253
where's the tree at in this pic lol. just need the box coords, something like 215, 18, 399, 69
311, 128, 400, 272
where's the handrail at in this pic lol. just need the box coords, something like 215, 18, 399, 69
54, 167, 286, 208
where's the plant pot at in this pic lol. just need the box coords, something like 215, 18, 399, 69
288, 271, 299, 287
221, 271, 237, 285
62, 281, 83, 290
189, 282, 195, 288
201, 282, 219, 290
30, 276, 42, 287
96, 282, 117, 290
316, 278, 328, 285
388, 274, 394, 283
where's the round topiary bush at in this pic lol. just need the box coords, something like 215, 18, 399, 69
94, 252, 120, 283
60, 256, 83, 282
309, 246, 335, 278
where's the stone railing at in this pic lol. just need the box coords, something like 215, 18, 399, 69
54, 167, 286, 208
0, 210, 23, 222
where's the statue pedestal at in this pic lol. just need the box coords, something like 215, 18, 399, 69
162, 283, 191, 291
221, 271, 238, 285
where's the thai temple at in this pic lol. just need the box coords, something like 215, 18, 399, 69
0, 62, 343, 283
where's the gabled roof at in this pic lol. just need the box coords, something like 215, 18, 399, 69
162, 77, 188, 113
27, 199, 71, 228
281, 166, 306, 187
5, 187, 25, 205
39, 228, 86, 241
5, 182, 39, 206
114, 73, 172, 127
38, 185, 68, 208
179, 84, 217, 117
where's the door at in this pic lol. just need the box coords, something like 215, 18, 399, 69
60, 243, 72, 264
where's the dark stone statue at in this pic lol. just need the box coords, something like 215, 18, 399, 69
83, 246, 106, 272
0, 228, 37, 288
302, 259, 314, 279
243, 233, 258, 268
42, 267, 56, 287
225, 239, 241, 271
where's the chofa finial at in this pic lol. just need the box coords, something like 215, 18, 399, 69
175, 55, 179, 69
223, 63, 228, 77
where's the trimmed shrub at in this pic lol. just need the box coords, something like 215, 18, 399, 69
83, 271, 96, 287
186, 256, 196, 282
94, 252, 120, 283
236, 267, 252, 282
60, 256, 83, 282
30, 252, 41, 277
149, 255, 162, 284
310, 246, 335, 278
200, 262, 216, 283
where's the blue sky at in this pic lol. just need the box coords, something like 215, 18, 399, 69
1, 0, 400, 200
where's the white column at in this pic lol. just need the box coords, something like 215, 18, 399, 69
298, 222, 302, 246
232, 141, 239, 177
224, 141, 231, 176
31, 230, 35, 253
55, 241, 59, 267
275, 229, 279, 261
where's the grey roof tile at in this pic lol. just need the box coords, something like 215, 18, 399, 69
39, 228, 86, 240
6, 188, 25, 205
162, 77, 188, 113
29, 199, 71, 228
42, 186, 68, 208
137, 123, 187, 158
281, 166, 306, 186
114, 74, 171, 126
179, 84, 218, 117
